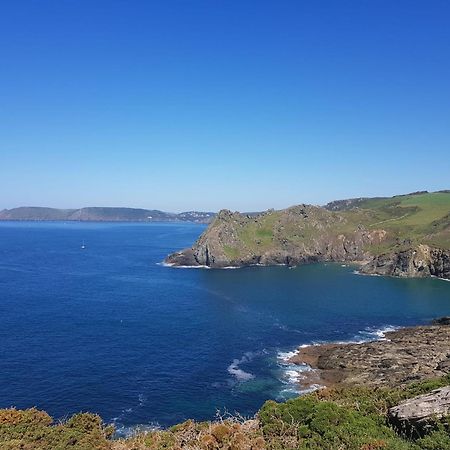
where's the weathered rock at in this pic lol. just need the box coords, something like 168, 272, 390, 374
388, 387, 450, 436
290, 324, 450, 389
361, 245, 450, 279
432, 317, 450, 326
164, 249, 198, 266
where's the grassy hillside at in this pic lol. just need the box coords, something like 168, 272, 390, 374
212, 192, 449, 261
254, 192, 447, 255
347, 191, 450, 250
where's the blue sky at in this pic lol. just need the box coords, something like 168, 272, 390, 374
1, 1, 449, 212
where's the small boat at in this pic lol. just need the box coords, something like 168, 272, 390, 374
81, 240, 86, 249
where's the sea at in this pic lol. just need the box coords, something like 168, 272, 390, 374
1, 221, 449, 434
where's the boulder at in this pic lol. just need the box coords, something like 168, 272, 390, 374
388, 386, 450, 436
432, 317, 450, 326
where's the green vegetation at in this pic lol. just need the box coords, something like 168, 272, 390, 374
223, 245, 241, 259
3, 375, 450, 449
349, 192, 450, 250
230, 191, 450, 260
238, 212, 279, 252
258, 375, 450, 450
0, 408, 113, 449
259, 396, 410, 450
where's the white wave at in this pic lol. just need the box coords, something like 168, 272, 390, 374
278, 349, 300, 361
228, 364, 254, 381
168, 264, 211, 269
227, 352, 256, 382
276, 349, 319, 396
138, 393, 147, 406
276, 324, 402, 399
351, 325, 401, 343
297, 325, 402, 347
353, 270, 381, 277
161, 261, 306, 270
431, 275, 450, 282
113, 422, 161, 438
158, 261, 174, 267
284, 369, 308, 384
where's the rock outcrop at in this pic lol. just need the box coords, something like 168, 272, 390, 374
388, 387, 450, 436
361, 245, 450, 279
289, 324, 450, 389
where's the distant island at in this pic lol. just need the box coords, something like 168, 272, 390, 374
0, 207, 216, 224
166, 190, 450, 279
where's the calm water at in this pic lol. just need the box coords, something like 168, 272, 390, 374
1, 222, 450, 432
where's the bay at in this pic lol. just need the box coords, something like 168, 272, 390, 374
0, 221, 449, 433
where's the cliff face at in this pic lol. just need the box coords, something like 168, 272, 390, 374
361, 245, 450, 279
166, 206, 387, 268
166, 192, 450, 279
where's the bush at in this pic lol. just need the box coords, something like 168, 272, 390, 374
3, 375, 450, 449
0, 408, 112, 449
259, 395, 411, 449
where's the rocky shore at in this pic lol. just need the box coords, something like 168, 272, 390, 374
289, 320, 450, 390
165, 192, 450, 279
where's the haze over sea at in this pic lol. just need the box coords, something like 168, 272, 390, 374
1, 221, 450, 434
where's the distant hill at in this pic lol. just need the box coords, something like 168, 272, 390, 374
166, 191, 450, 279
0, 207, 215, 224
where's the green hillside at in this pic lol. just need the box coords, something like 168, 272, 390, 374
345, 192, 450, 250
223, 191, 450, 258
166, 191, 450, 277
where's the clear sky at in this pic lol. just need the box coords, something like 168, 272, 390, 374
1, 1, 449, 212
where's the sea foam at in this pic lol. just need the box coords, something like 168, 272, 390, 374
227, 352, 257, 382
276, 324, 402, 399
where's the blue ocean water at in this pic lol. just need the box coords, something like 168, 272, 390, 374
1, 221, 450, 432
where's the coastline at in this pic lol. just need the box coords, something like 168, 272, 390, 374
288, 321, 450, 391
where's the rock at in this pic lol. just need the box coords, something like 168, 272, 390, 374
289, 324, 450, 389
432, 317, 450, 326
164, 249, 198, 266
388, 386, 450, 437
437, 358, 450, 372
361, 245, 450, 279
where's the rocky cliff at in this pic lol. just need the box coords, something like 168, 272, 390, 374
166, 206, 387, 268
361, 244, 450, 279
166, 191, 450, 279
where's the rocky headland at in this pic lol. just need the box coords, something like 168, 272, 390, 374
166, 191, 450, 279
290, 321, 450, 390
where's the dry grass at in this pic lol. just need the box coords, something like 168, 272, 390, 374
112, 416, 265, 450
